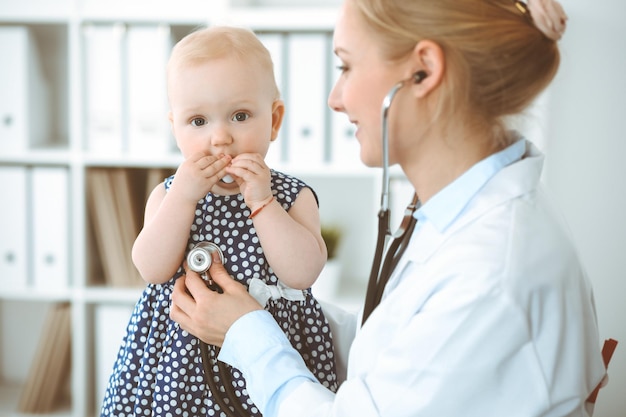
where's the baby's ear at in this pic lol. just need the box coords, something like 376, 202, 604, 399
270, 100, 285, 140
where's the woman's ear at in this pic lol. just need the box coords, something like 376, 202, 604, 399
270, 100, 285, 141
409, 40, 445, 97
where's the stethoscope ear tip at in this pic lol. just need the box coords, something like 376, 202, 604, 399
413, 70, 427, 84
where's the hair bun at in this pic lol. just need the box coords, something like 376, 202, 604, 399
526, 0, 568, 41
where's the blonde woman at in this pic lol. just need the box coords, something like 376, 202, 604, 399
171, 1, 607, 416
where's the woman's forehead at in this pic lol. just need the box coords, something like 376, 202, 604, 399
332, 0, 370, 56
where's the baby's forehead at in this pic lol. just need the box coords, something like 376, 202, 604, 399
172, 53, 269, 78
168, 48, 279, 98
170, 61, 277, 101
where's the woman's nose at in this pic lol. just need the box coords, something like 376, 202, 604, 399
328, 81, 344, 113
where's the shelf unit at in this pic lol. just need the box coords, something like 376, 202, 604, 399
0, 1, 413, 416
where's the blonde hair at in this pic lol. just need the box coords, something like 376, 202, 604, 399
167, 26, 280, 100
352, 0, 560, 141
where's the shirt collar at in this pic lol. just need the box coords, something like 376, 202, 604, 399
415, 138, 527, 233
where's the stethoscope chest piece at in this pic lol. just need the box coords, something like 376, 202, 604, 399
186, 242, 225, 289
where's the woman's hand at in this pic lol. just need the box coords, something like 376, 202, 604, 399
170, 253, 263, 346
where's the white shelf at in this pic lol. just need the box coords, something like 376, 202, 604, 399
0, 149, 73, 165
77, 0, 218, 23
0, 1, 72, 22
0, 288, 72, 302
82, 152, 183, 168
224, 6, 338, 30
79, 287, 144, 304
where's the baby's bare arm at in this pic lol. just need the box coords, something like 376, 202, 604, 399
132, 182, 198, 284
251, 187, 327, 290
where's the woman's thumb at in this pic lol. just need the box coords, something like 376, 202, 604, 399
207, 251, 234, 288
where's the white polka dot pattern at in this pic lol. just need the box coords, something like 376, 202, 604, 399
100, 171, 338, 416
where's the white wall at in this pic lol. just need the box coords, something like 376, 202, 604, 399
543, 1, 626, 415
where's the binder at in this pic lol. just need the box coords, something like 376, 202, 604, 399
285, 33, 329, 167
17, 302, 71, 414
0, 26, 50, 152
0, 166, 29, 289
87, 169, 144, 287
329, 53, 361, 167
83, 23, 125, 153
257, 32, 286, 166
109, 169, 143, 285
87, 169, 128, 286
126, 24, 174, 156
94, 303, 134, 407
31, 167, 69, 290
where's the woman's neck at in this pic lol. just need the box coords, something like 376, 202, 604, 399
400, 127, 505, 204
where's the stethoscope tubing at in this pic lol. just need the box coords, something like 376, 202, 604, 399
187, 243, 251, 416
380, 80, 407, 213
362, 78, 420, 325
199, 340, 250, 416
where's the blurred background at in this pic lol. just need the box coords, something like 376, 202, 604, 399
0, 0, 623, 416
543, 1, 625, 415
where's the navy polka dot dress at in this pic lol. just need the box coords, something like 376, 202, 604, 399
100, 170, 338, 417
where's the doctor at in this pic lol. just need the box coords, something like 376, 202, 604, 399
170, 0, 607, 415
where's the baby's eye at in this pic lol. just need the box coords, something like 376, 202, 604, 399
232, 112, 249, 122
191, 117, 206, 127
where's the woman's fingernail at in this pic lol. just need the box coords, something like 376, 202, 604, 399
212, 251, 222, 263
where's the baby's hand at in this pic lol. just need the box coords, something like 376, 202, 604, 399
227, 153, 273, 209
170, 153, 232, 203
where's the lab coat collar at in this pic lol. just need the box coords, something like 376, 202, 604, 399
408, 138, 544, 264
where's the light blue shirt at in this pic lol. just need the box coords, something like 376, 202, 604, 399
415, 136, 526, 232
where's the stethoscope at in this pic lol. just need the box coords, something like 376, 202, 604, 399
185, 70, 427, 416
187, 242, 251, 416
361, 70, 427, 325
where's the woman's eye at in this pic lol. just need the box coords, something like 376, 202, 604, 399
232, 112, 249, 122
191, 117, 206, 127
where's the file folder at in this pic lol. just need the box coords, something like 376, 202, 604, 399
31, 167, 69, 290
0, 26, 50, 152
95, 304, 134, 407
285, 33, 328, 167
126, 24, 174, 156
83, 23, 125, 153
0, 166, 29, 289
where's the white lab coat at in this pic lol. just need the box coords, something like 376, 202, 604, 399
278, 142, 606, 416
220, 142, 606, 416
